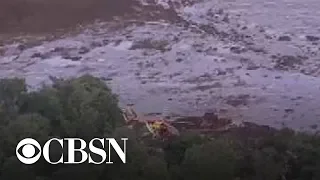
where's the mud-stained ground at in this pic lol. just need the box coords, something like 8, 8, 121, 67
172, 112, 279, 138
1, 0, 320, 131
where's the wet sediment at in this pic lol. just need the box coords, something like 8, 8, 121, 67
1, 0, 320, 131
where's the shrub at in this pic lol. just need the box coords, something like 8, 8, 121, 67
0, 75, 125, 179
19, 74, 125, 139
182, 138, 237, 180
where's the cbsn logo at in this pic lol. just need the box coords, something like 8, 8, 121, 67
16, 138, 128, 165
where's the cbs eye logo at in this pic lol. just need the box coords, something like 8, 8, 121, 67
16, 138, 42, 164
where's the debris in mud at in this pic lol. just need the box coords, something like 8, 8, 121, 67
63, 56, 82, 61
52, 47, 66, 53
226, 94, 250, 107
176, 58, 184, 63
17, 44, 27, 51
48, 47, 81, 60
305, 35, 320, 42
285, 108, 294, 114
113, 40, 122, 46
141, 80, 147, 84
191, 82, 223, 91
90, 41, 103, 48
219, 108, 228, 113
145, 61, 155, 68
265, 35, 273, 39
183, 73, 215, 83
310, 124, 318, 130
247, 46, 267, 54
0, 56, 18, 64
241, 26, 248, 30
230, 46, 247, 54
227, 29, 246, 42
291, 96, 303, 101
278, 35, 292, 41
0, 48, 4, 56
217, 8, 224, 15
233, 79, 247, 87
270, 54, 278, 59
171, 112, 277, 138
130, 39, 170, 52
225, 67, 235, 74
172, 112, 232, 131
246, 62, 260, 70
216, 69, 227, 76
137, 61, 144, 68
198, 24, 218, 35
274, 55, 304, 70
212, 82, 223, 88
168, 72, 183, 79
222, 15, 230, 23
192, 43, 205, 52
31, 52, 51, 59
17, 41, 43, 51
102, 39, 110, 45
240, 57, 250, 64
100, 77, 113, 81
204, 47, 218, 55
78, 47, 90, 54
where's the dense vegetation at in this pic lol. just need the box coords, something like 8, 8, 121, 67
0, 74, 320, 180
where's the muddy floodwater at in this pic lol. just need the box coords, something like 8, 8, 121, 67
1, 0, 320, 131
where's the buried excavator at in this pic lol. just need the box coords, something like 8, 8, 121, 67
122, 104, 180, 140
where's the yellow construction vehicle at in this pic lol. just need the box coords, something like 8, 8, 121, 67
122, 104, 180, 139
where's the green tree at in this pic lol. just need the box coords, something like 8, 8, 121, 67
1, 156, 36, 180
0, 78, 27, 125
182, 138, 237, 180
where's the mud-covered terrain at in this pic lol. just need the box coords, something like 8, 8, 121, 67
1, 0, 320, 131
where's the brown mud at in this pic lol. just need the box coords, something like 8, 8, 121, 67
1, 0, 320, 132
171, 112, 278, 137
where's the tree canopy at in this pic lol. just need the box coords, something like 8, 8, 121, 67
0, 74, 319, 180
